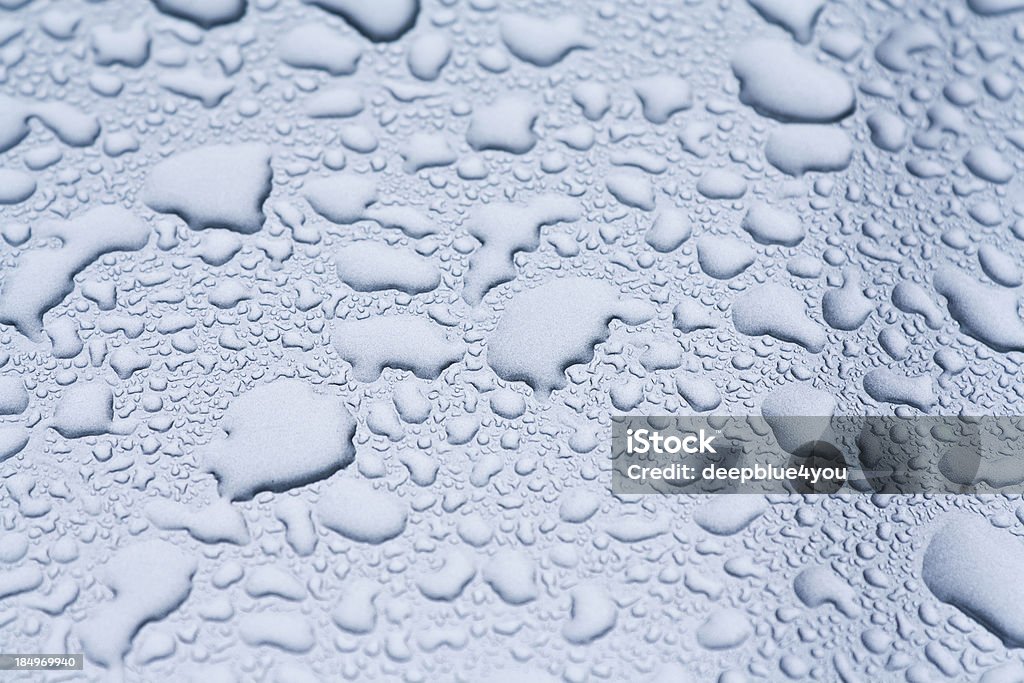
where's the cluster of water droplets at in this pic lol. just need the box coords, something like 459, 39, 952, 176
1, 0, 1024, 680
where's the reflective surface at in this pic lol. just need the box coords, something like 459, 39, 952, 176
1, 0, 1024, 680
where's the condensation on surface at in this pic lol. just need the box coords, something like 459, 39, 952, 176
1, 0, 1024, 681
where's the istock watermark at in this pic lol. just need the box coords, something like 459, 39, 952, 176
625, 427, 717, 455
611, 415, 1024, 495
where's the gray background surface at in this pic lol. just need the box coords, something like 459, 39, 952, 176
1, 0, 1024, 680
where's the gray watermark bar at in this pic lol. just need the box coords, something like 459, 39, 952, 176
611, 415, 1024, 494
0, 654, 84, 670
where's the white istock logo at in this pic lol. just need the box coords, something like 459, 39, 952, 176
625, 428, 717, 455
